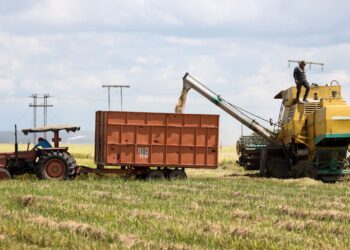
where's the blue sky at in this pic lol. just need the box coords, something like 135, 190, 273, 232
1, 0, 350, 145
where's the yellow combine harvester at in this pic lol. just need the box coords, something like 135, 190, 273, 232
273, 82, 350, 181
177, 74, 350, 182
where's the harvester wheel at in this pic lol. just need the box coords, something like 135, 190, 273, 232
169, 169, 187, 180
319, 175, 340, 183
236, 141, 241, 155
36, 151, 76, 180
259, 148, 268, 177
0, 168, 11, 180
291, 161, 316, 178
145, 170, 164, 180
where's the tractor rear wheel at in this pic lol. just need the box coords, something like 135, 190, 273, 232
0, 168, 11, 180
169, 169, 187, 180
36, 151, 76, 180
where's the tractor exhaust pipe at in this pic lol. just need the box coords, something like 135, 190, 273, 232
14, 125, 18, 161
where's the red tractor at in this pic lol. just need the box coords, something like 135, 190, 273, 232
0, 125, 79, 180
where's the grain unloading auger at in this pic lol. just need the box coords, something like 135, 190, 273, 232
176, 73, 350, 182
176, 73, 280, 145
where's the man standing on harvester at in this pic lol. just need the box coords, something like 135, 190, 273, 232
293, 60, 310, 103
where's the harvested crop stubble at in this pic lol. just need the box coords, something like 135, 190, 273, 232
129, 209, 172, 220
282, 178, 322, 186
189, 201, 200, 211
202, 222, 223, 236
152, 191, 173, 199
26, 215, 139, 248
196, 198, 237, 207
27, 215, 110, 239
275, 219, 345, 235
230, 226, 253, 238
276, 219, 318, 231
92, 191, 139, 203
278, 205, 350, 221
232, 209, 254, 220
19, 195, 56, 207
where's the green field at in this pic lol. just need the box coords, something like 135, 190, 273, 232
0, 144, 350, 249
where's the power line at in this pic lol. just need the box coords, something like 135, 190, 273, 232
29, 94, 53, 142
102, 84, 130, 111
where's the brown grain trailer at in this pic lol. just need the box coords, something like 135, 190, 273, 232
80, 111, 219, 180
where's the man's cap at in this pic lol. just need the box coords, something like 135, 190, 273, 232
38, 137, 44, 141
299, 60, 306, 65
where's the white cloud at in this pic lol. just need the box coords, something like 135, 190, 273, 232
1, 0, 350, 144
18, 0, 82, 25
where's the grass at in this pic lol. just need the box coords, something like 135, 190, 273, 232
1, 144, 350, 249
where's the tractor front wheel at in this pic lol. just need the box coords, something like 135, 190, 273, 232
0, 168, 11, 180
37, 151, 76, 180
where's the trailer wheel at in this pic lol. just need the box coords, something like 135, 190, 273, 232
37, 151, 76, 180
162, 168, 172, 179
145, 170, 164, 180
0, 168, 11, 180
169, 169, 187, 180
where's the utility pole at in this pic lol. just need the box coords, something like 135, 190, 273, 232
43, 94, 53, 138
102, 85, 130, 111
29, 94, 53, 142
29, 94, 38, 143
